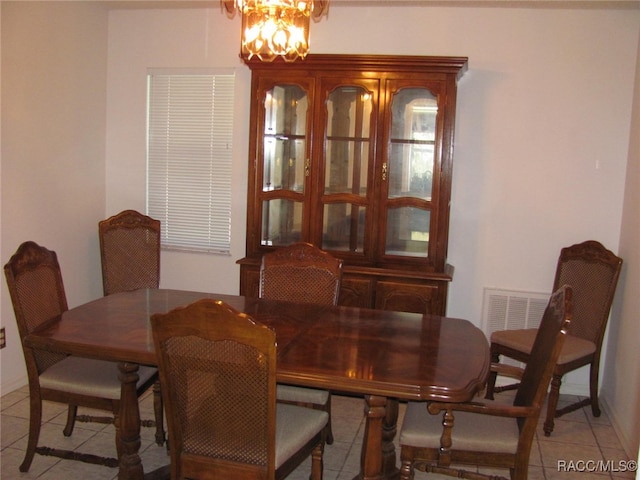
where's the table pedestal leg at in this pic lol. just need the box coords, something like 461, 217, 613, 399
117, 362, 144, 480
354, 395, 400, 480
382, 398, 400, 480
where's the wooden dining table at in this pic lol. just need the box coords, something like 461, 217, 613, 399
24, 288, 490, 480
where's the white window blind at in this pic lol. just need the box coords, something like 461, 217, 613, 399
147, 72, 235, 254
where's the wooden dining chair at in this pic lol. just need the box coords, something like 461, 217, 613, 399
260, 242, 343, 444
151, 298, 327, 480
98, 209, 165, 445
98, 209, 161, 296
4, 241, 160, 472
399, 285, 573, 480
485, 240, 622, 436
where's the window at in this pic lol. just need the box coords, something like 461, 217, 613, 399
147, 70, 235, 254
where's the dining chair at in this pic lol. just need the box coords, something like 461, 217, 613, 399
260, 242, 343, 444
4, 241, 160, 472
485, 240, 622, 436
398, 285, 573, 480
98, 209, 165, 444
150, 298, 327, 480
98, 209, 161, 296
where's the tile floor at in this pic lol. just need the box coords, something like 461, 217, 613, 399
1, 387, 636, 480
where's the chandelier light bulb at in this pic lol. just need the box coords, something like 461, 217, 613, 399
224, 0, 327, 62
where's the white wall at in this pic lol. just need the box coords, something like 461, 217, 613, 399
1, 0, 639, 457
602, 28, 640, 459
105, 7, 250, 294
106, 3, 639, 305
1, 2, 109, 392
105, 2, 637, 383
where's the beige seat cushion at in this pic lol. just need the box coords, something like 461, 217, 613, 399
491, 329, 595, 365
40, 356, 157, 399
275, 404, 328, 468
400, 401, 519, 454
277, 385, 330, 405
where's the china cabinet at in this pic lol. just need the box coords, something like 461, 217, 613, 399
237, 54, 467, 315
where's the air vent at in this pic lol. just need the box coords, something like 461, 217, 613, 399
481, 288, 549, 367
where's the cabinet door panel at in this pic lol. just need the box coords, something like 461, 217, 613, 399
247, 76, 315, 256
314, 78, 379, 261
375, 280, 442, 314
378, 78, 448, 268
339, 276, 374, 308
240, 265, 261, 299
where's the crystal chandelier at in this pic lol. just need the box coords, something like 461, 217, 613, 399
223, 0, 327, 62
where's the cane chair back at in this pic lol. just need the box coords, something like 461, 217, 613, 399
151, 299, 327, 480
4, 241, 159, 472
551, 240, 621, 345
6, 242, 69, 378
399, 286, 572, 480
486, 240, 622, 435
99, 209, 160, 296
260, 242, 342, 306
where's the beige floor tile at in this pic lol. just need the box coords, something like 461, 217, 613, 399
601, 447, 638, 480
1, 390, 633, 480
538, 417, 599, 446
1, 445, 62, 479
587, 409, 613, 426
544, 465, 612, 480
539, 440, 604, 469
593, 423, 626, 452
1, 413, 29, 448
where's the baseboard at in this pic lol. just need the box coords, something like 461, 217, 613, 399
1, 375, 28, 396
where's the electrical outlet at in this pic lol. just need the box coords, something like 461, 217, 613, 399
0, 327, 5, 349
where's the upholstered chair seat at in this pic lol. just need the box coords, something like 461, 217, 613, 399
491, 329, 596, 364
40, 357, 158, 398
400, 401, 521, 454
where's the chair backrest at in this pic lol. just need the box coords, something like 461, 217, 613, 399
514, 285, 572, 429
99, 210, 160, 296
151, 299, 277, 480
260, 242, 343, 306
552, 240, 622, 344
4, 241, 69, 375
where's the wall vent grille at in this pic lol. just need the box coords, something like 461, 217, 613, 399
481, 288, 549, 367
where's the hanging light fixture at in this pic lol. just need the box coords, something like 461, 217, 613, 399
222, 0, 328, 62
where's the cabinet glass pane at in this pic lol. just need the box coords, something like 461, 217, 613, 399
322, 203, 365, 252
324, 87, 372, 196
263, 85, 307, 193
263, 138, 305, 192
388, 88, 437, 201
388, 143, 434, 200
261, 199, 303, 246
385, 207, 430, 257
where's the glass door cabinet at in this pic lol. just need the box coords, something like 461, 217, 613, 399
239, 55, 467, 315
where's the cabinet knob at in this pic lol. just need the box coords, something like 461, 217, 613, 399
382, 162, 388, 181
